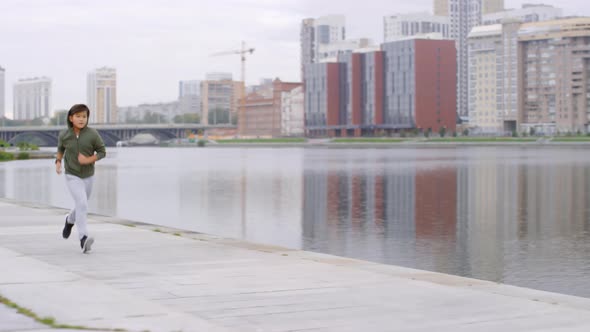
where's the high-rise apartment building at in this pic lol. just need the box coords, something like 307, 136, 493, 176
178, 80, 201, 116
300, 15, 346, 81
200, 79, 242, 126
13, 77, 52, 120
317, 38, 373, 62
518, 18, 590, 133
0, 66, 5, 119
301, 18, 316, 81
206, 72, 233, 81
482, 0, 504, 15
482, 4, 562, 25
449, 0, 482, 116
468, 20, 520, 133
87, 67, 117, 124
436, 0, 503, 17
382, 39, 457, 134
434, 0, 449, 16
384, 13, 450, 42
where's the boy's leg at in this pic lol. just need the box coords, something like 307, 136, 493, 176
63, 178, 76, 239
67, 209, 75, 223
81, 176, 94, 239
66, 175, 94, 223
65, 175, 93, 240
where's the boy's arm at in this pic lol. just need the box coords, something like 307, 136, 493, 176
57, 131, 66, 155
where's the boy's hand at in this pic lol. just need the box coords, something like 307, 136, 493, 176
78, 153, 96, 165
56, 161, 62, 174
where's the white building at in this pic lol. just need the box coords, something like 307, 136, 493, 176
449, 0, 483, 117
300, 15, 346, 80
384, 13, 450, 42
13, 77, 52, 120
0, 66, 5, 119
317, 38, 373, 62
482, 0, 505, 14
87, 67, 117, 124
178, 80, 201, 115
468, 19, 520, 134
281, 86, 304, 137
483, 4, 562, 25
179, 80, 201, 98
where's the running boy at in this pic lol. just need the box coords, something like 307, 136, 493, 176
55, 104, 106, 253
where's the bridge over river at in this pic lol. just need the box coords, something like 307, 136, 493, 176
0, 124, 236, 146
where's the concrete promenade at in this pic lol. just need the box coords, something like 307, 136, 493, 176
1, 199, 590, 332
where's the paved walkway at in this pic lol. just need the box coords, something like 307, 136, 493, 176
1, 199, 590, 332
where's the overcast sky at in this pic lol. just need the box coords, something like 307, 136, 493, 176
1, 0, 588, 117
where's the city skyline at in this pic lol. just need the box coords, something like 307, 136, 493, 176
1, 0, 588, 118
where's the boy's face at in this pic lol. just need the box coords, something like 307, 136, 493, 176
69, 111, 88, 130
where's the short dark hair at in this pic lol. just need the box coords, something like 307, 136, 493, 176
68, 104, 90, 117
67, 104, 90, 127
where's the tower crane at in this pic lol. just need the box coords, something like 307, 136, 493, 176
210, 41, 255, 136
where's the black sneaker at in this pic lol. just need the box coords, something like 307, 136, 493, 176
80, 235, 94, 253
62, 215, 74, 239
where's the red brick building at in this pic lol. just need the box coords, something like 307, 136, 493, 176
240, 79, 301, 137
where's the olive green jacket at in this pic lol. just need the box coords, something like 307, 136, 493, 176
57, 126, 106, 178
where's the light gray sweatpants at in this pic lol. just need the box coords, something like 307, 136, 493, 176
65, 174, 94, 240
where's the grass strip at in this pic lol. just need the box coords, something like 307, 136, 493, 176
217, 138, 307, 143
425, 137, 537, 142
0, 294, 127, 331
552, 137, 590, 142
331, 138, 404, 143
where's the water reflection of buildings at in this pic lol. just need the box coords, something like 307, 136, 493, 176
0, 161, 117, 218
303, 149, 590, 296
302, 153, 457, 270
178, 149, 303, 248
459, 149, 590, 291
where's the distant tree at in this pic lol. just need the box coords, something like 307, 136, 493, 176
439, 127, 447, 138
462, 128, 469, 136
173, 113, 200, 124
1, 117, 39, 127
143, 111, 167, 124
529, 127, 536, 136
124, 113, 142, 124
